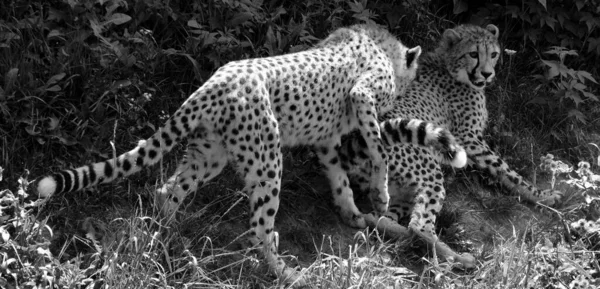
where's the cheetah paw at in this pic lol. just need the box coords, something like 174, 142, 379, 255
456, 253, 476, 269
444, 252, 476, 269
281, 267, 307, 288
368, 188, 389, 215
538, 189, 563, 206
340, 209, 367, 228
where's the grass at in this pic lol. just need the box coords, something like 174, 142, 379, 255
1, 0, 600, 288
2, 148, 600, 288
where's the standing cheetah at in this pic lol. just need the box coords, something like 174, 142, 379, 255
338, 24, 562, 268
37, 24, 461, 284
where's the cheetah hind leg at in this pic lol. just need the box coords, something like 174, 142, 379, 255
317, 145, 367, 228
243, 179, 305, 286
237, 118, 306, 286
155, 128, 227, 218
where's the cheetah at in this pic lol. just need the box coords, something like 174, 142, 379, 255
36, 24, 466, 284
338, 24, 563, 268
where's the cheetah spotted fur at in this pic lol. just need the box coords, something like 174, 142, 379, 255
338, 24, 562, 268
36, 24, 456, 285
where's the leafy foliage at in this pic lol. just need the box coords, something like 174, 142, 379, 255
447, 0, 600, 125
0, 172, 55, 288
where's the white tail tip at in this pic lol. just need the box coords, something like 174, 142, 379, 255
451, 148, 468, 168
37, 176, 57, 198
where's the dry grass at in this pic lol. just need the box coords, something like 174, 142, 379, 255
2, 144, 600, 288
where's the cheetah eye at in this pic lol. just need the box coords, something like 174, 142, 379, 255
491, 52, 498, 58
468, 51, 478, 58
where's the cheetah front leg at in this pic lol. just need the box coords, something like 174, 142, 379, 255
348, 82, 390, 215
409, 186, 476, 268
389, 150, 475, 268
463, 138, 563, 206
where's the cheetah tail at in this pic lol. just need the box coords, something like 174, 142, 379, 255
36, 112, 197, 198
380, 118, 467, 168
36, 138, 158, 198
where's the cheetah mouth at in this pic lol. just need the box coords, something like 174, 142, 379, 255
471, 80, 486, 88
468, 73, 486, 88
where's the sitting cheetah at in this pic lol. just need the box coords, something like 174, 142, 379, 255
36, 24, 468, 284
338, 24, 562, 268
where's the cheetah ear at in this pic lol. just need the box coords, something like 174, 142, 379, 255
442, 28, 461, 48
485, 24, 500, 38
405, 46, 422, 68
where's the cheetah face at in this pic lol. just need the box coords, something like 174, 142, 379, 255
440, 24, 500, 91
456, 43, 500, 90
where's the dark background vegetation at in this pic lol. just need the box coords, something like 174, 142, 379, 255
1, 0, 599, 181
1, 0, 600, 288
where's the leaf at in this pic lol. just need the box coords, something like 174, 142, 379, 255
587, 37, 600, 54
25, 124, 41, 136
582, 91, 599, 101
4, 68, 18, 93
47, 29, 63, 39
348, 1, 363, 13
580, 12, 597, 32
537, 0, 547, 9
540, 15, 557, 30
229, 12, 253, 27
270, 6, 286, 20
65, 0, 78, 9
577, 70, 598, 84
0, 227, 9, 242
46, 85, 62, 92
36, 247, 52, 258
110, 79, 132, 91
106, 13, 132, 26
453, 0, 468, 14
46, 73, 66, 86
570, 79, 587, 91
106, 1, 120, 16
47, 117, 60, 130
55, 133, 78, 146
187, 19, 202, 29
567, 109, 587, 123
89, 18, 104, 37
565, 90, 583, 106
541, 59, 559, 79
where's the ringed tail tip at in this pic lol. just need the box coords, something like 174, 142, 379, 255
37, 176, 57, 198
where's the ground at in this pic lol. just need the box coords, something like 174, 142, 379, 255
31, 141, 578, 288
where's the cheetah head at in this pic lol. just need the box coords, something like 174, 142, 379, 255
437, 24, 500, 90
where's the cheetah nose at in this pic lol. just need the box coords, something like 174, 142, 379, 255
481, 71, 492, 79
